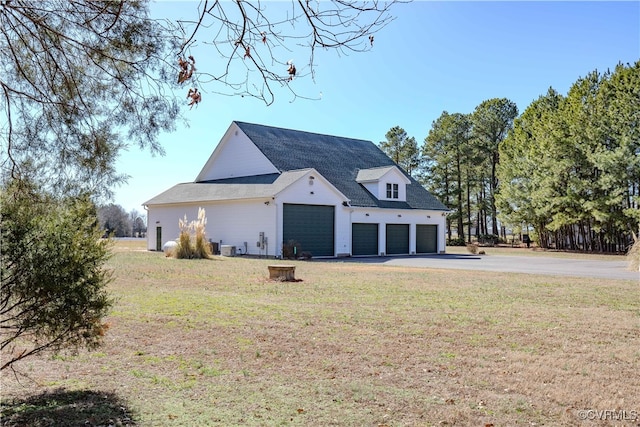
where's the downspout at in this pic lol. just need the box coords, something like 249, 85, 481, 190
143, 204, 150, 251
274, 197, 278, 259
349, 207, 353, 256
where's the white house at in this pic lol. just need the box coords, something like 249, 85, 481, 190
144, 121, 450, 257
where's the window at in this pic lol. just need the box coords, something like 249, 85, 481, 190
386, 183, 399, 199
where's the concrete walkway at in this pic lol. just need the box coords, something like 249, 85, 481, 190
329, 254, 639, 281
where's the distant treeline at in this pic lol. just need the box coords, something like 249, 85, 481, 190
98, 204, 147, 238
379, 61, 639, 253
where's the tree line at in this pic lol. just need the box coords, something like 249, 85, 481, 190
379, 61, 639, 252
98, 205, 147, 238
380, 98, 519, 245
498, 62, 639, 252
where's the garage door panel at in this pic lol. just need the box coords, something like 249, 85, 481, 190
386, 224, 409, 255
283, 204, 334, 257
416, 224, 438, 253
352, 223, 378, 256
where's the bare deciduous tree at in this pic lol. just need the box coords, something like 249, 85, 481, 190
173, 0, 399, 105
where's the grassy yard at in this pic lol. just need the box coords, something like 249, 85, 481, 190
2, 240, 639, 426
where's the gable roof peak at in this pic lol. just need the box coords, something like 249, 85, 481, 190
356, 166, 412, 184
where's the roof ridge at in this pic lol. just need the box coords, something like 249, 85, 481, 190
233, 120, 372, 144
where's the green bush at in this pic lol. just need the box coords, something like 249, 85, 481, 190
0, 181, 113, 370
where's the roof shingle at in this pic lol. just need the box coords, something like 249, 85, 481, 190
234, 121, 448, 210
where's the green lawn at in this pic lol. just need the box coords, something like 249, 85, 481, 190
2, 240, 639, 426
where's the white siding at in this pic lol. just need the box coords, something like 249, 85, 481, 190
146, 166, 448, 257
147, 204, 199, 249
358, 167, 410, 202
274, 170, 348, 257
147, 200, 277, 256
376, 168, 409, 202
350, 207, 447, 254
196, 125, 278, 182
376, 180, 407, 201
147, 203, 447, 256
361, 182, 379, 199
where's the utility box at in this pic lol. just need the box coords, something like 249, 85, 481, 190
220, 245, 236, 257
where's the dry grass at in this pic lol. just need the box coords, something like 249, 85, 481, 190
465, 243, 478, 255
2, 240, 639, 426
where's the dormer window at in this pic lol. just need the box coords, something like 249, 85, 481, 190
386, 183, 399, 199
357, 166, 410, 202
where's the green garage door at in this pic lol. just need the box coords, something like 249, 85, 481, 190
416, 224, 438, 253
283, 204, 334, 257
386, 224, 409, 255
352, 223, 378, 256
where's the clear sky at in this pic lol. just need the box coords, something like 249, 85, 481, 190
114, 1, 640, 214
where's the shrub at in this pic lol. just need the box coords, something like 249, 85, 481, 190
1, 181, 113, 370
447, 237, 466, 246
282, 240, 301, 259
478, 234, 499, 246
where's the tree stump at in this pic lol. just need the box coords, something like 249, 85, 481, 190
268, 265, 296, 281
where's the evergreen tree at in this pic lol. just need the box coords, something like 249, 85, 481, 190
1, 0, 174, 371
1, 0, 179, 198
497, 88, 565, 248
1, 181, 113, 370
379, 126, 421, 177
471, 98, 518, 238
423, 112, 473, 242
497, 61, 639, 252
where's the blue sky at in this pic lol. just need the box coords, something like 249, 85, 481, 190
114, 1, 640, 214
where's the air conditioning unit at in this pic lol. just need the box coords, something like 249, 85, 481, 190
220, 245, 236, 257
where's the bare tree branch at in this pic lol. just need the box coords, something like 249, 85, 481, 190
171, 0, 401, 105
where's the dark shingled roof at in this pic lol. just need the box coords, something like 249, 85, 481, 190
198, 173, 280, 185
233, 121, 448, 210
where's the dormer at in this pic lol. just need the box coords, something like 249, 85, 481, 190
356, 166, 411, 202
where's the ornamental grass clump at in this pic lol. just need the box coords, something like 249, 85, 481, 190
173, 208, 212, 259
466, 242, 479, 255
193, 207, 211, 258
628, 236, 640, 272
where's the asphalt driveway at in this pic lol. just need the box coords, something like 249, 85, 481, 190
328, 254, 639, 281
